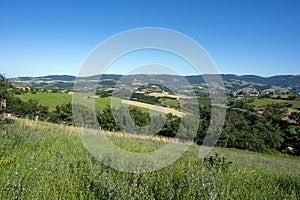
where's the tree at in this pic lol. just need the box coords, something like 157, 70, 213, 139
216, 109, 283, 153
194, 105, 211, 144
263, 103, 288, 124
0, 74, 12, 89
158, 114, 180, 138
0, 74, 12, 100
289, 112, 300, 125
50, 103, 73, 124
129, 106, 150, 127
97, 105, 118, 131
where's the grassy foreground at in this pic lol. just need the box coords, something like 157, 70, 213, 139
1, 119, 300, 199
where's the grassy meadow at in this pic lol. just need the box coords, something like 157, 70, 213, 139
16, 93, 116, 111
16, 92, 72, 110
1, 119, 300, 199
249, 97, 300, 110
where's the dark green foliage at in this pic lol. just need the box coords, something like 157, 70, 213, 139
49, 103, 73, 124
227, 99, 255, 112
131, 93, 159, 105
222, 98, 300, 154
96, 90, 111, 98
157, 114, 180, 138
0, 74, 12, 90
129, 106, 151, 127
13, 88, 22, 95
218, 109, 284, 152
30, 88, 37, 94
6, 96, 49, 121
263, 103, 288, 124
203, 153, 232, 173
290, 112, 300, 125
286, 95, 297, 100
97, 105, 118, 131
97, 105, 166, 136
51, 89, 60, 93
48, 102, 96, 126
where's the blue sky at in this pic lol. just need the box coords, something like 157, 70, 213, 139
0, 0, 299, 77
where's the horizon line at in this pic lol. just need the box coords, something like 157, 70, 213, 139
7, 73, 300, 79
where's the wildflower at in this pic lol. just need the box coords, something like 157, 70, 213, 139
220, 187, 225, 192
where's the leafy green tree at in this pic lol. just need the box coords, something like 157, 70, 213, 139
0, 74, 12, 100
129, 106, 150, 127
6, 96, 50, 120
283, 112, 300, 155
227, 99, 255, 112
148, 114, 165, 136
30, 88, 37, 94
49, 103, 73, 124
263, 103, 288, 124
48, 102, 95, 126
0, 74, 12, 89
97, 105, 118, 131
158, 114, 180, 138
289, 112, 300, 125
217, 109, 283, 152
73, 104, 96, 127
194, 105, 211, 144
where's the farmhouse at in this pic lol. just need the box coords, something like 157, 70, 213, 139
15, 85, 30, 90
233, 90, 260, 97
5, 113, 18, 119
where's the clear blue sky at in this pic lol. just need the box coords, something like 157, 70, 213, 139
0, 0, 299, 77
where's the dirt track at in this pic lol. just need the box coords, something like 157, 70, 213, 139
148, 92, 191, 99
121, 100, 186, 117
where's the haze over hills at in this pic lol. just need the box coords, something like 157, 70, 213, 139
9, 74, 300, 93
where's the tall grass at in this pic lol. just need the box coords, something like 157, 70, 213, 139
0, 119, 299, 199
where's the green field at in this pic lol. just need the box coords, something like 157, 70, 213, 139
16, 93, 170, 114
249, 98, 300, 110
16, 92, 72, 110
16, 93, 118, 111
95, 96, 120, 111
1, 119, 299, 199
159, 97, 179, 109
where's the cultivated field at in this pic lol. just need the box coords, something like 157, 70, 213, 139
121, 100, 186, 117
148, 92, 191, 99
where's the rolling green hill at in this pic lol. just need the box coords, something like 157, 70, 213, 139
10, 74, 300, 92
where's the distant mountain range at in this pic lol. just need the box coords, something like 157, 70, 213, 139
10, 74, 300, 92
